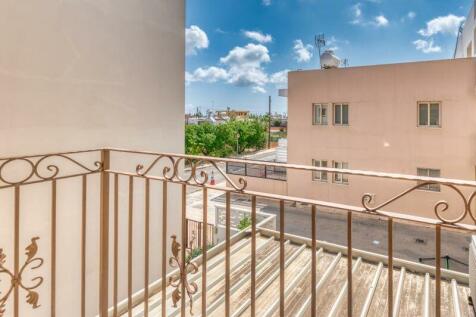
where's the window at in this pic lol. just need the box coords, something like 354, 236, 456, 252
312, 104, 328, 125
333, 104, 349, 125
417, 168, 441, 191
418, 102, 440, 127
333, 161, 349, 184
312, 159, 328, 181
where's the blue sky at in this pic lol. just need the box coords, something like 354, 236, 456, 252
186, 0, 471, 114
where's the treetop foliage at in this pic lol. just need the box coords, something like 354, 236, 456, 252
185, 118, 267, 157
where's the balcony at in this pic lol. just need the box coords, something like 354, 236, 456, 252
1, 149, 475, 317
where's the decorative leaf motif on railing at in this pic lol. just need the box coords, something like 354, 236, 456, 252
0, 154, 103, 186
362, 182, 476, 225
168, 235, 198, 315
0, 237, 44, 317
136, 155, 247, 191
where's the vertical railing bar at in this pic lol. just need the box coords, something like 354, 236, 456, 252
51, 180, 57, 317
13, 185, 20, 317
347, 211, 352, 317
185, 219, 189, 249
99, 149, 110, 317
202, 187, 208, 317
225, 191, 231, 317
144, 178, 150, 317
81, 175, 87, 317
435, 224, 441, 317
181, 184, 187, 317
161, 181, 168, 317
279, 200, 285, 317
113, 174, 119, 317
198, 222, 202, 248
388, 218, 393, 317
250, 195, 257, 317
128, 176, 134, 317
311, 205, 317, 317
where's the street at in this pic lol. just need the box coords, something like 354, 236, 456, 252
211, 193, 471, 273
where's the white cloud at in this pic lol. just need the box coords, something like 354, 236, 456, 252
374, 15, 389, 27
401, 11, 416, 22
187, 42, 290, 93
243, 30, 273, 43
186, 25, 209, 55
269, 69, 289, 85
262, 0, 271, 6
221, 43, 271, 89
351, 3, 363, 25
220, 43, 271, 67
226, 66, 269, 87
252, 86, 267, 94
186, 66, 229, 83
293, 40, 313, 63
351, 4, 389, 27
326, 36, 350, 51
413, 39, 442, 53
418, 14, 465, 37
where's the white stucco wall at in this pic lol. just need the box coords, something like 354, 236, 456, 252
0, 1, 184, 316
455, 1, 475, 58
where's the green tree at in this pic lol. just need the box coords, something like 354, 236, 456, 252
237, 216, 251, 231
185, 119, 266, 157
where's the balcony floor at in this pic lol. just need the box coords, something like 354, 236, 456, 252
124, 235, 473, 317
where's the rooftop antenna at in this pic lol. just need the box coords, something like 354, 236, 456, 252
315, 34, 326, 69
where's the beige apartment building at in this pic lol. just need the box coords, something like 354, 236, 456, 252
229, 57, 476, 221
286, 58, 476, 220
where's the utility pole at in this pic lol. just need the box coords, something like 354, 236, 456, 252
268, 95, 271, 149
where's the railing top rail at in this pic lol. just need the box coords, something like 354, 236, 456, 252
0, 149, 103, 187
104, 169, 476, 232
2, 147, 474, 188
106, 148, 476, 188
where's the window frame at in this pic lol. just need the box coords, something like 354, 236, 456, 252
312, 159, 328, 182
417, 101, 441, 128
312, 103, 329, 126
417, 167, 441, 192
332, 161, 349, 184
333, 103, 349, 126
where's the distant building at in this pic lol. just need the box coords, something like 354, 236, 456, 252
455, 0, 475, 58
185, 114, 214, 125
215, 109, 250, 120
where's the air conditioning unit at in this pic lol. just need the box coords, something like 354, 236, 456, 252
469, 236, 476, 302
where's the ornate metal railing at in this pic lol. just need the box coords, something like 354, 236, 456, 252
0, 148, 475, 317
226, 161, 287, 181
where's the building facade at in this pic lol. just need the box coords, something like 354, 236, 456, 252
0, 1, 184, 316
287, 58, 476, 220
455, 0, 476, 58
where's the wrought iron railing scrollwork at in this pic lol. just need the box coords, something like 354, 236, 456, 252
136, 154, 248, 191
168, 235, 198, 315
0, 153, 103, 187
0, 237, 44, 317
362, 182, 476, 226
